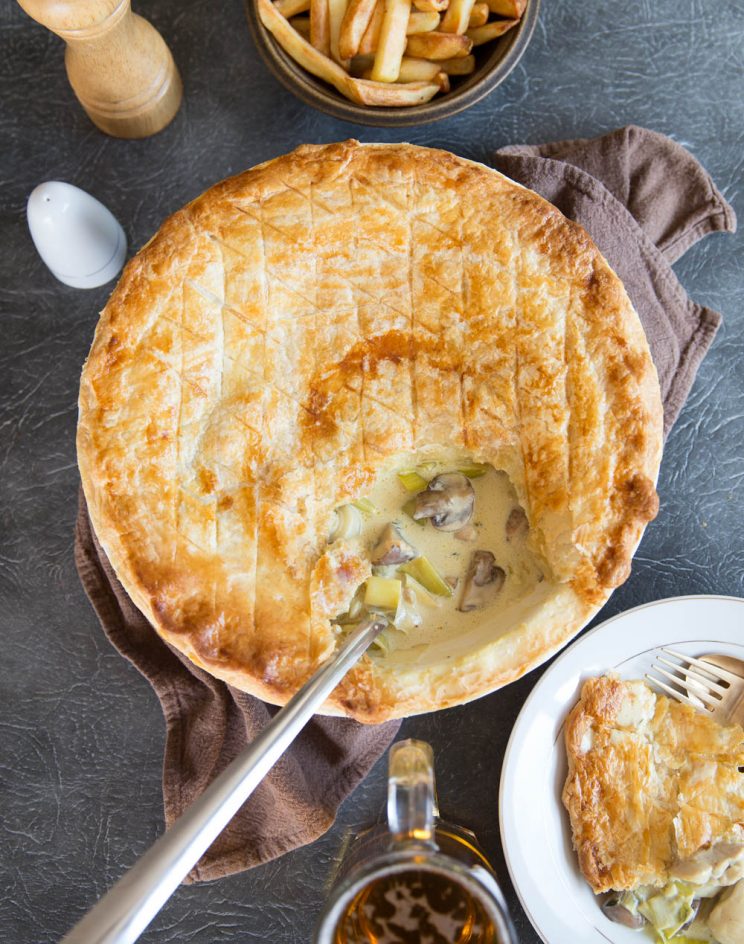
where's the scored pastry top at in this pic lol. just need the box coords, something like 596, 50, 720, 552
77, 141, 663, 721
563, 675, 744, 894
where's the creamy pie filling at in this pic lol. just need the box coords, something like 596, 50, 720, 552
607, 869, 744, 943
327, 457, 549, 660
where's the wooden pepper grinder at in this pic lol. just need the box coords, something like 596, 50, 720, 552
17, 0, 183, 138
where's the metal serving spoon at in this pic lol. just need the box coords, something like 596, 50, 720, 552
61, 615, 388, 944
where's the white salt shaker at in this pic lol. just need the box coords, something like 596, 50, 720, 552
27, 181, 127, 289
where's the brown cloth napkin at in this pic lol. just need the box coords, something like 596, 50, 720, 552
74, 125, 735, 883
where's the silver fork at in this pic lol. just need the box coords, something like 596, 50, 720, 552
647, 649, 744, 726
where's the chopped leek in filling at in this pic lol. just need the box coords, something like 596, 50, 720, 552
329, 504, 362, 542
619, 883, 698, 941
602, 878, 744, 943
397, 470, 429, 493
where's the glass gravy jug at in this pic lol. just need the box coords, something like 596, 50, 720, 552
314, 739, 517, 944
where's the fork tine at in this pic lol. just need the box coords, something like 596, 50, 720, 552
681, 667, 727, 698
646, 673, 707, 710
682, 672, 724, 703
662, 649, 742, 684
657, 657, 728, 695
661, 649, 724, 683
651, 666, 719, 708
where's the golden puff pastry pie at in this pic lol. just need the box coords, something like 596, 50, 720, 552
563, 676, 744, 897
77, 141, 663, 722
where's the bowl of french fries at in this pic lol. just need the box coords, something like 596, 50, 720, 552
245, 0, 538, 125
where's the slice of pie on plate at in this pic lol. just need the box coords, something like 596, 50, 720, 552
77, 141, 663, 721
564, 675, 744, 941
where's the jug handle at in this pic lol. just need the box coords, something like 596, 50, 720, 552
387, 739, 439, 847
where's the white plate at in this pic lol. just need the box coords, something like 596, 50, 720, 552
499, 595, 744, 944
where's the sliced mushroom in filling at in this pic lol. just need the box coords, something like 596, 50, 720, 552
412, 472, 475, 532
458, 550, 506, 612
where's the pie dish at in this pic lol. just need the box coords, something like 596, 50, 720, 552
77, 141, 663, 722
563, 675, 744, 941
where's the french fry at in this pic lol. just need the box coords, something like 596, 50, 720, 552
468, 2, 489, 27
261, 0, 341, 78
405, 30, 472, 59
329, 0, 351, 63
440, 0, 475, 33
290, 15, 311, 36
358, 0, 384, 53
485, 0, 525, 15
466, 17, 517, 44
339, 0, 379, 59
310, 0, 331, 54
395, 56, 441, 80
370, 0, 411, 82
258, 0, 438, 104
359, 0, 439, 56
407, 10, 440, 32
360, 8, 438, 52
413, 0, 448, 11
439, 53, 475, 73
350, 76, 439, 104
275, 0, 311, 15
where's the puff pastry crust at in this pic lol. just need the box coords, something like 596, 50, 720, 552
77, 141, 663, 722
563, 676, 744, 894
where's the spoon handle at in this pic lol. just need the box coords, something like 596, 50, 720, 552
61, 616, 388, 944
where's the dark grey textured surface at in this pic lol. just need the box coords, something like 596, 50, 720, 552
0, 1, 742, 942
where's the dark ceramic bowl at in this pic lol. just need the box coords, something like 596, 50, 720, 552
244, 0, 540, 127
